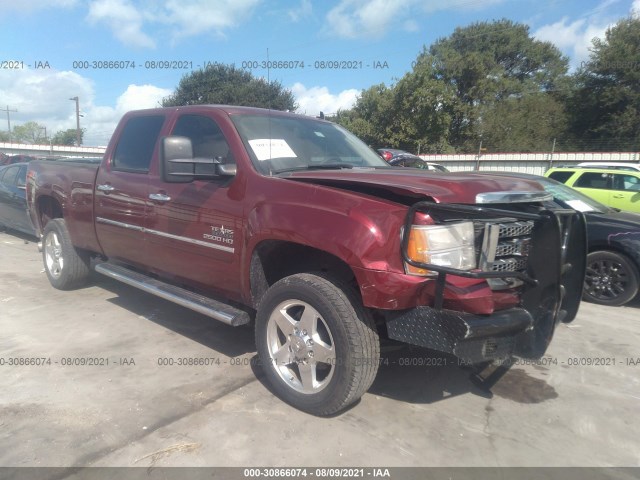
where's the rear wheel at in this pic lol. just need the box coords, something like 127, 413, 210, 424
42, 218, 90, 290
583, 251, 639, 306
255, 273, 380, 416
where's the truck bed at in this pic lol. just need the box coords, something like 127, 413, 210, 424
27, 160, 102, 253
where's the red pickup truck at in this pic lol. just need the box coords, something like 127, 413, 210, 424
27, 105, 586, 415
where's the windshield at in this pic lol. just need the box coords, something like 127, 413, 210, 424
538, 176, 612, 213
230, 114, 390, 174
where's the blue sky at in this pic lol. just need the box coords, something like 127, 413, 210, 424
1, 0, 638, 146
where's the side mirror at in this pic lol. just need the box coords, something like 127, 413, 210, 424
161, 136, 195, 183
217, 163, 237, 176
161, 136, 237, 183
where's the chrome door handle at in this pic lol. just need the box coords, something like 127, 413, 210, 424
149, 193, 171, 202
97, 184, 115, 192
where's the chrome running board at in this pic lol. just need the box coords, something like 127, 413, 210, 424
94, 262, 250, 326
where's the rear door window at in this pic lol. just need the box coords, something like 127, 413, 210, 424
574, 172, 609, 190
547, 171, 575, 184
113, 115, 165, 172
0, 166, 20, 186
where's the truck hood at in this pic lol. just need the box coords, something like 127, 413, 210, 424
282, 169, 548, 204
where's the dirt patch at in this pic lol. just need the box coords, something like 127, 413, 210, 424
491, 368, 558, 403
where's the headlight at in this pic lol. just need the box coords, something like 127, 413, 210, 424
405, 221, 476, 276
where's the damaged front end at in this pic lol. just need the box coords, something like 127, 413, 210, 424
385, 198, 587, 364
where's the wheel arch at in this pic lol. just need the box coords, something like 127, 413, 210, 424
589, 244, 640, 273
249, 240, 358, 310
35, 194, 64, 231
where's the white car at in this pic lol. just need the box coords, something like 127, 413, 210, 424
577, 162, 640, 172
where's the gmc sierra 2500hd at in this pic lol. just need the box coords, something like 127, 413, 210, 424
27, 105, 586, 415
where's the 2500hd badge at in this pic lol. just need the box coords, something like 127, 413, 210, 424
203, 225, 234, 245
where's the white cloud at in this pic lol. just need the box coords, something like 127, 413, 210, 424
115, 84, 172, 113
288, 0, 312, 22
420, 0, 506, 13
85, 0, 260, 47
326, 0, 415, 38
2, 0, 260, 45
534, 17, 610, 67
0, 69, 94, 140
0, 0, 77, 15
0, 70, 171, 146
87, 0, 155, 49
403, 19, 419, 33
533, 0, 640, 69
291, 83, 359, 116
325, 0, 507, 38
161, 0, 260, 38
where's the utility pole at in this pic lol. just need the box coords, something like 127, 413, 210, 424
548, 138, 556, 169
1, 105, 17, 142
475, 140, 486, 170
70, 96, 81, 146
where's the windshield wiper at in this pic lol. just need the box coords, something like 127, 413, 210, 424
274, 163, 355, 174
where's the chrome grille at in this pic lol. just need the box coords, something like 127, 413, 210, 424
479, 220, 534, 289
498, 222, 533, 238
495, 238, 531, 257
490, 257, 528, 272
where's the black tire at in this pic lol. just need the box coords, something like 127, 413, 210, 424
255, 273, 380, 416
42, 218, 90, 290
583, 251, 640, 306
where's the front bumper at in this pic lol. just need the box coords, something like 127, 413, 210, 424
385, 306, 538, 364
389, 201, 587, 363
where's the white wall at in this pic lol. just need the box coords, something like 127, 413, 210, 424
0, 142, 106, 158
420, 152, 640, 176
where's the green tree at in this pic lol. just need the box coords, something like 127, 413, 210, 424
387, 60, 458, 153
51, 128, 84, 146
336, 19, 570, 153
416, 19, 570, 151
12, 121, 47, 144
479, 94, 568, 152
162, 63, 297, 111
0, 131, 10, 142
335, 84, 396, 148
567, 16, 640, 151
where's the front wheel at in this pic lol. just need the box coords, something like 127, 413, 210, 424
42, 218, 90, 290
583, 251, 639, 306
255, 273, 380, 416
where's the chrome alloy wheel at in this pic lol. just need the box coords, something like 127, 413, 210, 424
44, 231, 64, 279
266, 300, 336, 394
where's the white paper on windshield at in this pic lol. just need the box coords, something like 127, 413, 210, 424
249, 139, 297, 161
565, 199, 595, 212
